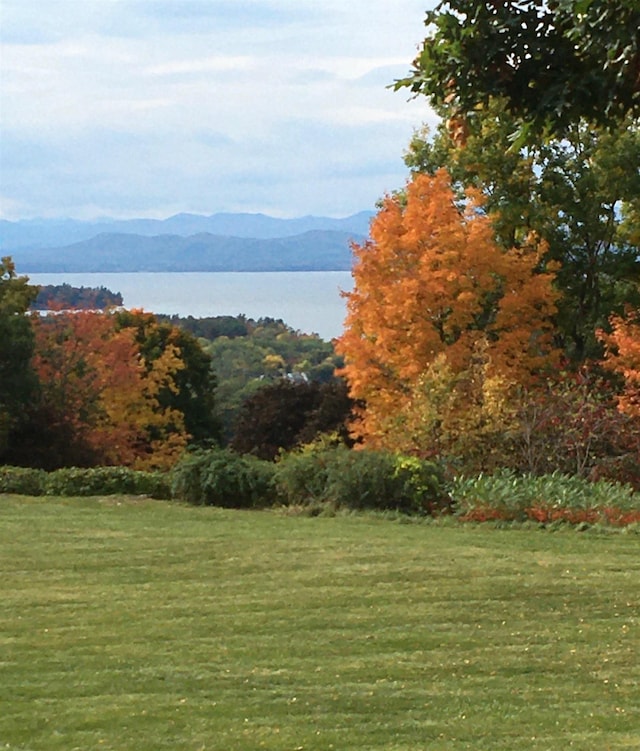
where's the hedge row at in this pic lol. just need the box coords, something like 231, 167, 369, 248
170, 445, 451, 515
4, 451, 639, 528
0, 465, 171, 499
0, 446, 451, 516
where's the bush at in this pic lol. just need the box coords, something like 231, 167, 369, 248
44, 466, 171, 498
170, 449, 276, 508
273, 443, 341, 506
0, 466, 46, 496
391, 455, 453, 515
450, 470, 640, 525
169, 452, 207, 506
591, 452, 640, 491
325, 450, 449, 514
274, 445, 450, 515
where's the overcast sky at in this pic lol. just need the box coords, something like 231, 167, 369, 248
1, 0, 439, 221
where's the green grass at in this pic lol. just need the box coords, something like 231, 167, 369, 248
1, 496, 639, 751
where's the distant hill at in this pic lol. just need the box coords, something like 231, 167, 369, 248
1, 210, 373, 272
10, 229, 361, 273
0, 211, 373, 251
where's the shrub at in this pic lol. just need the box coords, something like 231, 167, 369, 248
272, 442, 340, 506
170, 449, 276, 508
44, 466, 171, 498
325, 450, 449, 514
450, 470, 640, 526
591, 452, 640, 491
392, 454, 453, 515
508, 372, 640, 481
0, 466, 46, 496
169, 452, 207, 505
274, 445, 450, 515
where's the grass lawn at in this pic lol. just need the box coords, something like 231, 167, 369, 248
1, 495, 639, 751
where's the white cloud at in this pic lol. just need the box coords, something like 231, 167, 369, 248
0, 0, 438, 219
144, 55, 256, 77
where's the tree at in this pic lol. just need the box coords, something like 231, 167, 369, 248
405, 107, 640, 361
0, 258, 39, 458
203, 319, 341, 441
115, 310, 220, 445
600, 311, 640, 419
230, 379, 354, 460
396, 0, 640, 143
31, 283, 123, 310
335, 170, 560, 455
29, 311, 189, 469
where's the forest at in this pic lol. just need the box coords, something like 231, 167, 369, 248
0, 270, 349, 471
1, 103, 640, 501
32, 283, 123, 310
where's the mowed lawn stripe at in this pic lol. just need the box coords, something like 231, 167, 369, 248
1, 495, 638, 750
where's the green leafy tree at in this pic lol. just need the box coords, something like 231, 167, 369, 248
0, 258, 39, 457
157, 314, 249, 340
396, 0, 640, 143
202, 319, 341, 441
405, 109, 640, 360
205, 336, 277, 441
31, 284, 123, 310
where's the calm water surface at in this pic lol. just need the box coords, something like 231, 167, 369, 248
28, 271, 354, 341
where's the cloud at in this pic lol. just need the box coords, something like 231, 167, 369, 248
0, 0, 438, 219
144, 55, 256, 77
124, 0, 319, 30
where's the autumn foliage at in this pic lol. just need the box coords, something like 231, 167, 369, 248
30, 310, 189, 470
600, 312, 640, 419
336, 169, 561, 463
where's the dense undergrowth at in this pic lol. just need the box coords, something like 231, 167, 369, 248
2, 446, 640, 530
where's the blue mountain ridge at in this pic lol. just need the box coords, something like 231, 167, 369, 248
1, 211, 373, 273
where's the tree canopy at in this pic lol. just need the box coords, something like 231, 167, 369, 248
396, 0, 640, 142
28, 310, 190, 470
405, 106, 640, 360
336, 169, 640, 478
229, 379, 354, 460
335, 169, 560, 456
32, 283, 123, 310
115, 309, 220, 446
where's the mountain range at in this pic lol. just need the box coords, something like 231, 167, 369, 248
0, 211, 374, 272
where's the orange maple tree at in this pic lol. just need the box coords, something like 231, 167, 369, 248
335, 169, 561, 455
600, 311, 640, 419
31, 310, 188, 469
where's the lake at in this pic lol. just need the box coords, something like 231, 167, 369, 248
27, 271, 355, 341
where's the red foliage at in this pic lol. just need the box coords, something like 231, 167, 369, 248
31, 311, 188, 469
461, 504, 640, 527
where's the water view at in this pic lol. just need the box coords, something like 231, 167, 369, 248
27, 271, 354, 341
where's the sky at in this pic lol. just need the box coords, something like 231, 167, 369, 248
0, 0, 439, 221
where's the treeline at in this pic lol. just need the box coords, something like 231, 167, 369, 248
2, 4, 640, 509
31, 283, 123, 310
161, 313, 349, 448
0, 258, 352, 471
